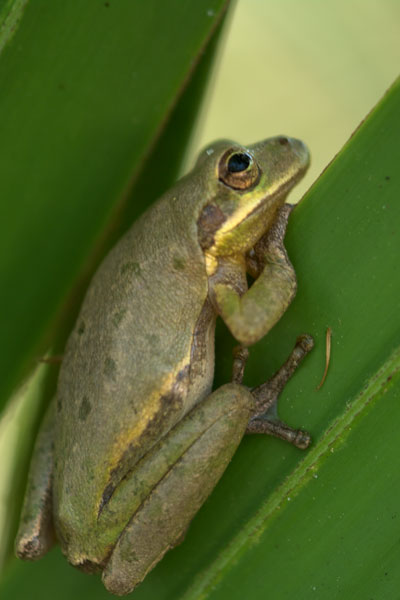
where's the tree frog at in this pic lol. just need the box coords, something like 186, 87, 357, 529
16, 136, 313, 595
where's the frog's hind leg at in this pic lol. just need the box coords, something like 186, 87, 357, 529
234, 335, 314, 450
15, 401, 56, 560
102, 382, 253, 596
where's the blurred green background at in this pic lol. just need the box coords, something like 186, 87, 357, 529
188, 0, 400, 202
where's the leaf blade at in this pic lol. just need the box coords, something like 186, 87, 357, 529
175, 76, 400, 599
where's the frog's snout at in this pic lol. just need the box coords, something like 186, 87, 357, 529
277, 136, 310, 170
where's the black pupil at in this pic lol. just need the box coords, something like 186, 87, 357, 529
227, 153, 251, 173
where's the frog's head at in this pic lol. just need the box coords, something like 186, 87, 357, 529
196, 136, 310, 257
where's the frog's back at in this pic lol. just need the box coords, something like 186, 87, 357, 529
53, 186, 213, 549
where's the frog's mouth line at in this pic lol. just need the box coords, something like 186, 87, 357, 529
220, 163, 309, 240
249, 164, 309, 218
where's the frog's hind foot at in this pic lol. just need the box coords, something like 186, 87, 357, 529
15, 402, 56, 561
15, 518, 55, 562
246, 418, 311, 450
242, 334, 314, 449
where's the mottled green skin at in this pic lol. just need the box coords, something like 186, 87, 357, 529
54, 170, 212, 562
15, 137, 310, 595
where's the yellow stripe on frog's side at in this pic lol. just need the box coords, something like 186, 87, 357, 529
106, 355, 191, 483
204, 252, 218, 276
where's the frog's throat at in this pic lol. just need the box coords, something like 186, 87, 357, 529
204, 166, 306, 277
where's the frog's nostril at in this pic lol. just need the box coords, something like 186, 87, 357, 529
277, 136, 289, 146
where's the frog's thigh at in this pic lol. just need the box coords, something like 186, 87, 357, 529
15, 401, 56, 560
102, 383, 253, 596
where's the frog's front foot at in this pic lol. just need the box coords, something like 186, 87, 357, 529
232, 335, 314, 449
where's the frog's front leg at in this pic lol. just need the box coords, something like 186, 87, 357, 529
233, 334, 314, 449
102, 383, 254, 596
210, 204, 297, 347
15, 401, 56, 560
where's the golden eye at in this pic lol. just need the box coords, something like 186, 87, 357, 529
218, 149, 260, 190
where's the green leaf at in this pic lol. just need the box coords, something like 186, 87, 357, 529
180, 78, 400, 599
0, 0, 229, 415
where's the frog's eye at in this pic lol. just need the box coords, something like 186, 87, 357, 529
218, 149, 260, 190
